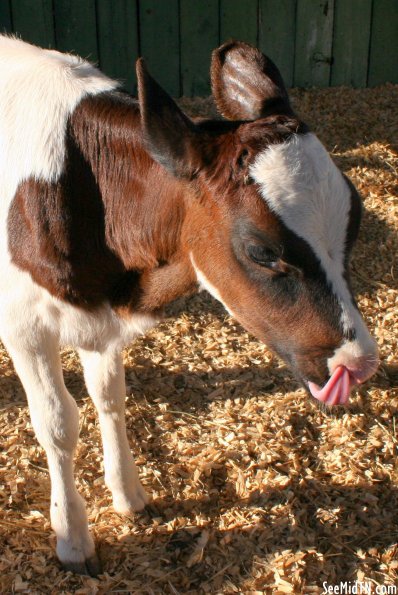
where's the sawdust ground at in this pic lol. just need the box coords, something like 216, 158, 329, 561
0, 85, 398, 594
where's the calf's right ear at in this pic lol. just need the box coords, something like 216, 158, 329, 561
137, 58, 201, 179
211, 40, 292, 121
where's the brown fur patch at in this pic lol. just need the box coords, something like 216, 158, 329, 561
8, 92, 197, 313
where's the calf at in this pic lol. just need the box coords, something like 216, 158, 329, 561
0, 37, 378, 574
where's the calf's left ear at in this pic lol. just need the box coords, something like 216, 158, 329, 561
137, 58, 201, 179
211, 40, 293, 121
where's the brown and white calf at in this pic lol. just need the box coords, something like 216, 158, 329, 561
0, 36, 378, 574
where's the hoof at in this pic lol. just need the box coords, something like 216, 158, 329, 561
62, 552, 102, 577
113, 484, 150, 515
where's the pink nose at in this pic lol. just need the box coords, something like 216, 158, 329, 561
345, 357, 379, 385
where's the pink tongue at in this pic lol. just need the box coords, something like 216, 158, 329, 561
308, 366, 352, 406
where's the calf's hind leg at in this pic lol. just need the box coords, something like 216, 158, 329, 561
2, 331, 100, 575
79, 348, 149, 514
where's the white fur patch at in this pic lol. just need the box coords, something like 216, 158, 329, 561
250, 133, 350, 295
250, 133, 377, 371
0, 35, 118, 216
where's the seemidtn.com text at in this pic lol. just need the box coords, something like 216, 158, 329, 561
322, 582, 397, 595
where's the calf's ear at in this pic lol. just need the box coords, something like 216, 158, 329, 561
211, 40, 292, 121
137, 58, 201, 179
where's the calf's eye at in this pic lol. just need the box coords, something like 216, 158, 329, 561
237, 148, 249, 169
247, 244, 279, 268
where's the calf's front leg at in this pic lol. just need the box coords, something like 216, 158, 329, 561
2, 332, 100, 575
79, 348, 149, 514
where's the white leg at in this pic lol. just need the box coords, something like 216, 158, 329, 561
79, 348, 149, 514
1, 329, 100, 575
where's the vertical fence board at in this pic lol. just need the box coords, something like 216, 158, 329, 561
331, 0, 372, 87
140, 0, 180, 96
368, 0, 398, 86
258, 0, 295, 87
180, 0, 219, 96
1, 0, 398, 94
0, 1, 12, 33
54, 0, 98, 62
11, 0, 55, 47
294, 0, 334, 87
96, 0, 138, 94
220, 0, 257, 46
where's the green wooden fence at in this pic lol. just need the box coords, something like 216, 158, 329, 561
0, 0, 397, 96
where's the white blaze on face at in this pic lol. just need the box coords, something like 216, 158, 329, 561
249, 133, 377, 377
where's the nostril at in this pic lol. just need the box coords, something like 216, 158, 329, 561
338, 356, 379, 385
348, 369, 373, 385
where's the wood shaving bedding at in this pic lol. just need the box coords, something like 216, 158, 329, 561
0, 85, 397, 594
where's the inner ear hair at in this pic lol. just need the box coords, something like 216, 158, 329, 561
211, 40, 293, 121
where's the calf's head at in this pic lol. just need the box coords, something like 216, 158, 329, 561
137, 41, 378, 406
